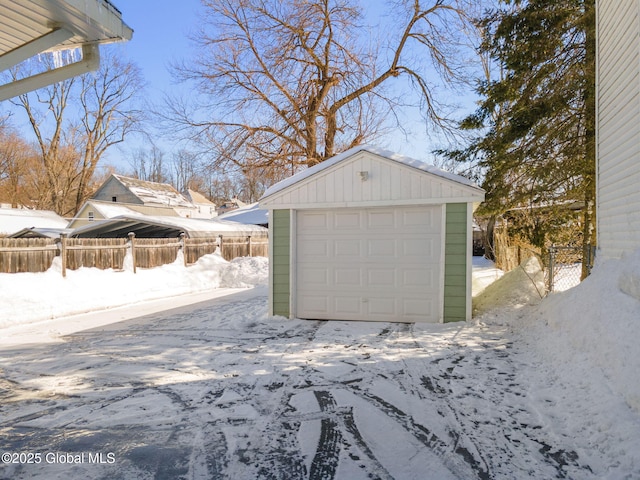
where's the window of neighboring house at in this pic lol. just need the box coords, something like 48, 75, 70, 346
88, 211, 94, 222
112, 196, 117, 202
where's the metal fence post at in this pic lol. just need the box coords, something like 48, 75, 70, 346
548, 245, 556, 292
128, 232, 137, 274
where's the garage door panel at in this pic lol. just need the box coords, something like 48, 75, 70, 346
368, 268, 396, 287
334, 296, 362, 315
335, 268, 362, 286
299, 267, 329, 286
402, 268, 438, 289
334, 239, 361, 257
367, 297, 396, 315
403, 208, 434, 227
334, 211, 361, 229
402, 298, 434, 317
367, 238, 396, 257
299, 211, 329, 229
402, 237, 436, 257
298, 238, 329, 257
296, 206, 442, 322
367, 210, 395, 228
299, 296, 328, 314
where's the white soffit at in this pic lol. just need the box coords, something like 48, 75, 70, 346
0, 0, 132, 101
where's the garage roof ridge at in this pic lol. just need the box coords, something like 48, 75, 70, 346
260, 145, 483, 201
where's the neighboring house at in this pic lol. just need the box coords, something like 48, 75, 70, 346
184, 189, 218, 219
217, 202, 268, 228
67, 200, 182, 229
216, 198, 247, 216
0, 207, 68, 237
70, 174, 217, 228
259, 145, 485, 324
597, 1, 640, 259
92, 174, 194, 209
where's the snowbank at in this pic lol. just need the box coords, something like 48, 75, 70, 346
475, 250, 640, 414
473, 256, 546, 315
0, 251, 268, 329
533, 250, 640, 413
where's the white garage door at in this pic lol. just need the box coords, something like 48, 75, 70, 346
295, 206, 443, 322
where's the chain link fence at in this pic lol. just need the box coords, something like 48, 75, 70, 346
547, 245, 595, 292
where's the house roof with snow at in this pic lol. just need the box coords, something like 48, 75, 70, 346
184, 189, 216, 207
217, 202, 269, 227
0, 207, 68, 236
92, 174, 195, 208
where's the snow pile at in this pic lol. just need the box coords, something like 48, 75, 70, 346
0, 251, 268, 329
532, 249, 640, 413
220, 256, 269, 288
471, 255, 504, 296
473, 256, 546, 315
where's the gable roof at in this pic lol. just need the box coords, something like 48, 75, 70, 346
185, 189, 216, 206
104, 174, 195, 208
260, 145, 484, 208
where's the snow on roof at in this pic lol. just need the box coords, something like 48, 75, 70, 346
261, 145, 483, 200
0, 207, 68, 235
113, 174, 194, 208
217, 202, 269, 226
72, 213, 267, 238
185, 189, 216, 206
88, 201, 144, 218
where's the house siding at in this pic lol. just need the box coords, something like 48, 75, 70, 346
597, 0, 640, 258
444, 203, 468, 322
93, 177, 142, 205
261, 151, 482, 209
271, 209, 291, 317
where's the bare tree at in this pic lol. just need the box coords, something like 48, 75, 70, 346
74, 50, 145, 212
128, 144, 168, 184
11, 48, 145, 215
168, 0, 478, 177
170, 149, 202, 192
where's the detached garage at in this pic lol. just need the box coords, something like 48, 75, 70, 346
259, 146, 485, 323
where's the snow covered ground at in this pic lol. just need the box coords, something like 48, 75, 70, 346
1, 252, 639, 479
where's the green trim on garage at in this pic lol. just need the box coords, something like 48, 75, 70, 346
272, 209, 291, 317
444, 203, 468, 322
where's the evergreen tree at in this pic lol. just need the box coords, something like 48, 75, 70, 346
445, 0, 595, 273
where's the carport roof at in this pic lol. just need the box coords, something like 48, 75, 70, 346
0, 0, 132, 101
71, 214, 268, 239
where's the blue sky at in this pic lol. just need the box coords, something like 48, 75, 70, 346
2, 2, 475, 174
108, 1, 461, 170
115, 1, 201, 101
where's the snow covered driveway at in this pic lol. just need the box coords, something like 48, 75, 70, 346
0, 287, 633, 479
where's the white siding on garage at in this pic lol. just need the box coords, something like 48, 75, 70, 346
263, 151, 480, 209
597, 0, 640, 258
295, 206, 443, 322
